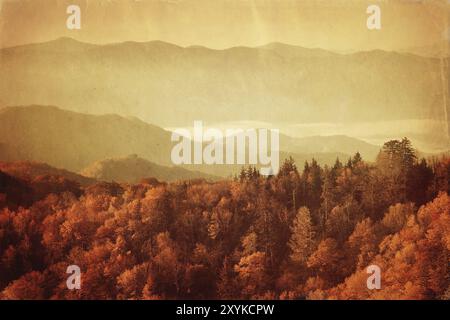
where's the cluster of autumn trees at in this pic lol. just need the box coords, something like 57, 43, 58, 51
0, 138, 449, 300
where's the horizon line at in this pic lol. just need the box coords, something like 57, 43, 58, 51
1, 36, 438, 58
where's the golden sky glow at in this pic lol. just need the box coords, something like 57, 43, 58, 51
0, 0, 448, 52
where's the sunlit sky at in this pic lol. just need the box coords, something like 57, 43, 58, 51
1, 0, 448, 51
0, 0, 449, 149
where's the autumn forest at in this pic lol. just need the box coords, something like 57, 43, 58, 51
0, 138, 448, 300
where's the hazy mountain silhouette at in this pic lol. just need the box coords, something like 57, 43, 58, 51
81, 154, 218, 183
399, 41, 450, 58
279, 134, 380, 160
0, 105, 173, 171
0, 37, 447, 130
0, 105, 384, 178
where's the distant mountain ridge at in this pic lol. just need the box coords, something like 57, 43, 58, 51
279, 134, 381, 161
1, 37, 447, 130
0, 105, 383, 178
0, 105, 173, 171
81, 154, 219, 183
0, 161, 96, 186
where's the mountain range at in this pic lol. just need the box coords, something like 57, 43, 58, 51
0, 37, 447, 131
0, 105, 381, 178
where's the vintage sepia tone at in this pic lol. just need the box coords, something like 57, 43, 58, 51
0, 0, 449, 300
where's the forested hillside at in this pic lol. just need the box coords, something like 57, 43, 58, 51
0, 138, 448, 299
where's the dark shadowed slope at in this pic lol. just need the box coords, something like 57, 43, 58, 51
0, 105, 173, 171
0, 161, 96, 186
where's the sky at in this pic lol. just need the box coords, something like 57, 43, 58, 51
0, 0, 448, 52
0, 0, 448, 150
